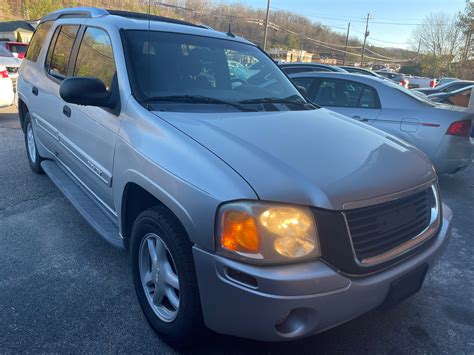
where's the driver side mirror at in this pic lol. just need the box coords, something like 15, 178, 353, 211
60, 77, 116, 109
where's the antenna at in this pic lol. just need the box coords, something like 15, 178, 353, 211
227, 22, 235, 38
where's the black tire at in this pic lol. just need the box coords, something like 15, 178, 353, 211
130, 206, 206, 348
23, 112, 43, 174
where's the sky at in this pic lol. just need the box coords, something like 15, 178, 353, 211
224, 0, 467, 49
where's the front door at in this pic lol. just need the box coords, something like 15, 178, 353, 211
58, 26, 120, 212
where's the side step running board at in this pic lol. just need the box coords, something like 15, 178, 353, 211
41, 160, 124, 249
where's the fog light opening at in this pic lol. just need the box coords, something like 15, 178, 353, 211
274, 308, 318, 338
223, 267, 258, 289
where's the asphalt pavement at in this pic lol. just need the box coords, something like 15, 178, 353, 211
0, 105, 473, 353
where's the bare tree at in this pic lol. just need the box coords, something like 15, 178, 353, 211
412, 12, 464, 77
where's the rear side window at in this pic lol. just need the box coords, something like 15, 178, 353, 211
25, 22, 53, 62
46, 25, 79, 80
291, 77, 315, 92
311, 79, 380, 108
73, 27, 116, 90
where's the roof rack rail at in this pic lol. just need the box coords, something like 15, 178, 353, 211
107, 9, 206, 29
41, 7, 108, 22
40, 7, 208, 30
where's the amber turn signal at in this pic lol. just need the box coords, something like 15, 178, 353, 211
220, 211, 260, 253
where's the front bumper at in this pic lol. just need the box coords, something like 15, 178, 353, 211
193, 203, 453, 341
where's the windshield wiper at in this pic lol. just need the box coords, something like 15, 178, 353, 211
144, 95, 257, 112
238, 97, 315, 108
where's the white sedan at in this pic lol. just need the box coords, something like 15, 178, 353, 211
289, 72, 473, 174
0, 65, 14, 108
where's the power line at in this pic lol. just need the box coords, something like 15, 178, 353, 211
270, 6, 452, 27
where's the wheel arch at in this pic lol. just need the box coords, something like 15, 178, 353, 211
18, 98, 28, 132
120, 180, 195, 251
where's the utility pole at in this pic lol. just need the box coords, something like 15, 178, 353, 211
343, 22, 351, 65
416, 38, 422, 60
360, 13, 371, 67
263, 0, 271, 51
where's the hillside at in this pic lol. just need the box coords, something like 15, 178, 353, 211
0, 0, 417, 65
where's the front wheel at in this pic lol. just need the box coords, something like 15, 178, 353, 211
24, 112, 43, 174
130, 206, 206, 347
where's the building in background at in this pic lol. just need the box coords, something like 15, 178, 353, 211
267, 48, 313, 63
0, 21, 37, 43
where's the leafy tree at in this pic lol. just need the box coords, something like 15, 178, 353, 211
400, 62, 422, 76
285, 34, 300, 49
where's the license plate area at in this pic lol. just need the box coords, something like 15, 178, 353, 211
380, 264, 429, 309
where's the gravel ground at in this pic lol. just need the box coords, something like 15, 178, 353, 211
0, 105, 473, 353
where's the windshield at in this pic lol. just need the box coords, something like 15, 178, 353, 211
384, 80, 436, 106
123, 30, 312, 112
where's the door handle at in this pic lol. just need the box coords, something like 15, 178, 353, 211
352, 115, 360, 119
32, 86, 38, 96
63, 105, 71, 118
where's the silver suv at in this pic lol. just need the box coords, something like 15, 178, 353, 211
18, 8, 452, 346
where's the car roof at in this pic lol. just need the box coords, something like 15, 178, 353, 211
40, 7, 254, 46
288, 71, 386, 83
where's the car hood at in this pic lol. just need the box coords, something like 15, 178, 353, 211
152, 109, 436, 210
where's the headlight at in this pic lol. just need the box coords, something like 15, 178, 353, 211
216, 201, 320, 263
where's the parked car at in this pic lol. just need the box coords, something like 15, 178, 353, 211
0, 46, 21, 93
404, 76, 437, 89
289, 72, 473, 174
428, 85, 473, 107
279, 62, 348, 74
415, 80, 474, 95
19, 7, 453, 346
0, 65, 14, 107
0, 41, 28, 59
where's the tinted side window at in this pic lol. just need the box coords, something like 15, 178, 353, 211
312, 79, 380, 108
447, 83, 467, 92
359, 86, 379, 108
26, 22, 53, 62
74, 27, 116, 90
46, 25, 79, 79
291, 77, 315, 92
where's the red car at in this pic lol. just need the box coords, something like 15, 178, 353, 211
0, 41, 28, 59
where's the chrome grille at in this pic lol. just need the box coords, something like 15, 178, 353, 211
345, 187, 434, 263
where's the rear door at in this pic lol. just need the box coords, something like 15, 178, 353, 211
306, 77, 381, 123
25, 23, 79, 158
58, 26, 120, 211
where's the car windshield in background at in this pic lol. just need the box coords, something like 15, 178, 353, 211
8, 44, 27, 54
122, 30, 312, 112
384, 80, 436, 106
